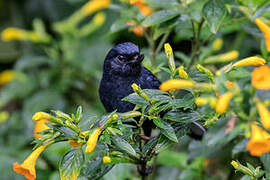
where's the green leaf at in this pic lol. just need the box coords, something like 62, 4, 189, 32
232, 139, 248, 156
81, 157, 113, 180
142, 138, 158, 158
157, 93, 194, 112
202, 0, 227, 34
253, 3, 270, 19
113, 136, 137, 156
164, 110, 201, 123
15, 56, 53, 70
146, 0, 179, 8
157, 150, 187, 169
59, 149, 84, 180
261, 153, 270, 172
153, 118, 178, 142
142, 10, 180, 27
122, 94, 148, 106
76, 105, 82, 122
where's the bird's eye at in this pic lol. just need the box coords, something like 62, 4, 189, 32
117, 55, 125, 61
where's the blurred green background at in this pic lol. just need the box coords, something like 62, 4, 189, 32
0, 0, 269, 179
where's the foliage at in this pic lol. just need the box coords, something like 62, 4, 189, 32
1, 0, 270, 180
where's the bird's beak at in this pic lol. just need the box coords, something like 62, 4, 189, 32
137, 54, 144, 63
130, 54, 144, 66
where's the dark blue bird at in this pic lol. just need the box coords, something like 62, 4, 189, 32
99, 42, 205, 138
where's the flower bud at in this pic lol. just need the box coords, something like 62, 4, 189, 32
196, 64, 214, 81
178, 65, 189, 79
103, 156, 111, 164
164, 43, 173, 57
131, 83, 149, 101
121, 111, 141, 119
231, 160, 239, 169
212, 38, 223, 51
195, 97, 208, 106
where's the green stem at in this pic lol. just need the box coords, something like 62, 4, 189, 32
187, 20, 204, 70
155, 31, 170, 55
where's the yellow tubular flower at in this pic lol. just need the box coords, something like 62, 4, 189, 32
103, 156, 111, 164
212, 38, 223, 51
247, 124, 270, 156
204, 50, 239, 64
130, 0, 152, 16
209, 98, 217, 108
1, 28, 27, 41
255, 18, 270, 52
256, 101, 270, 129
195, 97, 208, 106
164, 43, 173, 57
68, 140, 83, 148
216, 92, 233, 114
81, 0, 111, 16
13, 145, 48, 180
178, 65, 189, 79
160, 79, 195, 91
218, 51, 239, 61
33, 119, 50, 138
32, 112, 51, 121
0, 70, 15, 85
85, 128, 102, 153
93, 12, 106, 26
232, 56, 266, 68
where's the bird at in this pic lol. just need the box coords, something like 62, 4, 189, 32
99, 42, 205, 139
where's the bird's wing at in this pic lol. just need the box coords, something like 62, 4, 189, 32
139, 67, 161, 89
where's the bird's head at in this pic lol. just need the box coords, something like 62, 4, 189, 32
103, 42, 144, 76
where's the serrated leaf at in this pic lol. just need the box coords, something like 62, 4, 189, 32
153, 118, 178, 142
202, 0, 227, 34
59, 149, 84, 180
113, 136, 137, 156
142, 10, 180, 27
